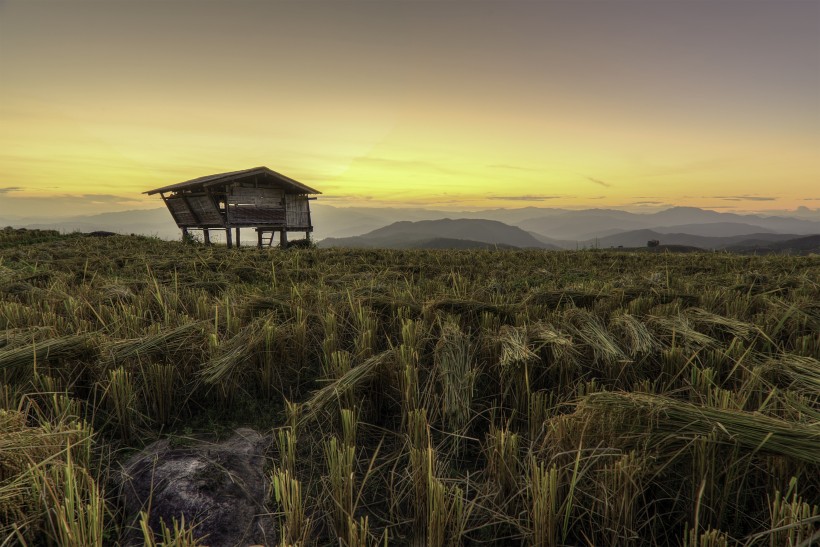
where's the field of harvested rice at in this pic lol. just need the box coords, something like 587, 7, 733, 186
1, 230, 818, 546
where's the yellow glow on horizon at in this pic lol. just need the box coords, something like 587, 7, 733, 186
1, 70, 818, 216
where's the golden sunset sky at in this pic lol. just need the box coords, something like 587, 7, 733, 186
1, 0, 818, 217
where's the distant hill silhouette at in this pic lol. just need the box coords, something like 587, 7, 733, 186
517, 210, 653, 240
516, 207, 819, 242
319, 219, 559, 249
398, 237, 519, 250
13, 208, 180, 240
640, 244, 705, 253
651, 222, 776, 237
585, 230, 804, 250
724, 234, 820, 255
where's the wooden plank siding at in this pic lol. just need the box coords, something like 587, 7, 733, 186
165, 197, 197, 226
165, 195, 224, 227
285, 195, 312, 229
229, 206, 286, 225
226, 184, 285, 226
228, 186, 283, 207
186, 195, 223, 225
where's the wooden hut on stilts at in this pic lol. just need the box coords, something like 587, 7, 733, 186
145, 167, 320, 248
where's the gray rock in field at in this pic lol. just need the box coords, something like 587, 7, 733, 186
118, 428, 275, 546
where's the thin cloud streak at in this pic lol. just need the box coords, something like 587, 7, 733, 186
714, 195, 777, 202
586, 177, 612, 188
82, 194, 141, 202
489, 195, 563, 201
320, 195, 374, 201
2, 193, 142, 203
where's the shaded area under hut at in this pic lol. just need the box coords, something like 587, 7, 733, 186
145, 166, 320, 248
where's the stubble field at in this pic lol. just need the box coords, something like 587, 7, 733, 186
1, 228, 818, 546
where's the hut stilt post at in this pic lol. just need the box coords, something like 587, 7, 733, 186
225, 198, 233, 248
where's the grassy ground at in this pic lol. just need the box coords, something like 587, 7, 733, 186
1, 231, 818, 545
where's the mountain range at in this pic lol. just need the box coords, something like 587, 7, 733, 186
318, 219, 816, 252
3, 204, 819, 252
7, 209, 181, 240
321, 218, 559, 249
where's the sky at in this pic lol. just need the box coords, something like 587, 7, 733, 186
1, 0, 818, 218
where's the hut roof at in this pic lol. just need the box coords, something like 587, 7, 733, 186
144, 166, 321, 196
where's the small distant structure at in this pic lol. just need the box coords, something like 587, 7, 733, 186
647, 239, 660, 248
145, 167, 320, 248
